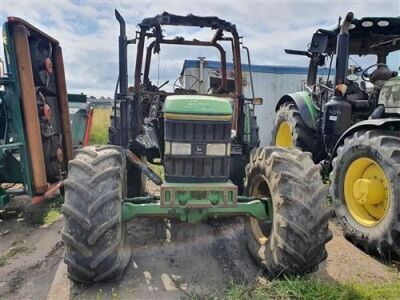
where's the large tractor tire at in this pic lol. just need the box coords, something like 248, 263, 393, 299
271, 102, 321, 162
62, 146, 131, 283
331, 130, 400, 257
244, 147, 332, 276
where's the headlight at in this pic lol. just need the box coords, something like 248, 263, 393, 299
165, 141, 171, 155
361, 20, 374, 28
377, 20, 390, 27
206, 143, 226, 156
171, 142, 191, 155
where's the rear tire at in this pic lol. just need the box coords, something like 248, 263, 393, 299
271, 102, 321, 162
244, 147, 332, 276
62, 145, 131, 283
331, 130, 400, 257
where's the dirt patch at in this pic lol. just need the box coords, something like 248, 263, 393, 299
72, 218, 259, 299
0, 218, 63, 300
69, 219, 398, 299
0, 186, 398, 299
313, 222, 399, 284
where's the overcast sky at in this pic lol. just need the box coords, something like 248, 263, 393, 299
1, 0, 399, 97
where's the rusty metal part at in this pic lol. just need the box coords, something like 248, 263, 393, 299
56, 148, 63, 163
8, 16, 59, 44
12, 24, 48, 194
125, 149, 162, 186
53, 45, 73, 164
143, 39, 227, 93
134, 28, 147, 93
43, 104, 51, 121
45, 57, 53, 74
32, 180, 64, 204
132, 12, 244, 138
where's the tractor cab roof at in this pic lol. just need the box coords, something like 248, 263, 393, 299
314, 16, 400, 56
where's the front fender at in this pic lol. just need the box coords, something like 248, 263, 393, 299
275, 91, 317, 130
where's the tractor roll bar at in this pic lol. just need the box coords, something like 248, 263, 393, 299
143, 39, 228, 93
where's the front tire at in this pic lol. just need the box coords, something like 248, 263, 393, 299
331, 130, 400, 257
244, 147, 332, 276
271, 102, 321, 162
62, 146, 131, 283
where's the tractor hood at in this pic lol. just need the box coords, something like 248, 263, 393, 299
164, 95, 232, 117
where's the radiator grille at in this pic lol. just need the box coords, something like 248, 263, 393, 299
164, 119, 231, 183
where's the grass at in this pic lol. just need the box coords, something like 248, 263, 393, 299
148, 163, 165, 179
224, 277, 400, 300
42, 208, 62, 225
0, 246, 29, 267
41, 193, 63, 225
89, 108, 111, 145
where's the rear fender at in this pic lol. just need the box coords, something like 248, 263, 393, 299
275, 91, 317, 130
329, 118, 400, 169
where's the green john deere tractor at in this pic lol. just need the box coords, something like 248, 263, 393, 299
272, 12, 400, 257
61, 11, 332, 283
0, 17, 73, 219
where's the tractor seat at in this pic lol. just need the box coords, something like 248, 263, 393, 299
370, 66, 398, 84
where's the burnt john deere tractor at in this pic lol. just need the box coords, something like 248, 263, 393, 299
0, 17, 72, 217
272, 12, 400, 257
62, 11, 332, 282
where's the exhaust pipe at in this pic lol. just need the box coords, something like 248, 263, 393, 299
334, 12, 354, 94
322, 12, 354, 152
115, 9, 129, 147
115, 9, 128, 96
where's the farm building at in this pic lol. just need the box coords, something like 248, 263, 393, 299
180, 59, 332, 145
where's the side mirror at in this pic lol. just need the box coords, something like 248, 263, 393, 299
252, 97, 263, 105
309, 32, 329, 54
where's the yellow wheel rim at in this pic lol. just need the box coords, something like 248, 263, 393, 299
276, 121, 293, 147
249, 176, 270, 245
344, 157, 390, 227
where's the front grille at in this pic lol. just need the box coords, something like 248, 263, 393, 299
164, 119, 231, 183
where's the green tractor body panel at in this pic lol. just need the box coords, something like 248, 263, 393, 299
277, 91, 318, 130
164, 95, 232, 116
122, 179, 270, 223
0, 23, 34, 196
1, 17, 73, 208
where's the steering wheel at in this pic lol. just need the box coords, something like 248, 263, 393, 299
361, 63, 389, 82
173, 74, 201, 92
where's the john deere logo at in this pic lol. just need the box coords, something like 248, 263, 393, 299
193, 144, 205, 155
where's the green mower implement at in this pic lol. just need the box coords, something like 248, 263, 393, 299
272, 12, 400, 258
62, 11, 332, 283
0, 17, 73, 220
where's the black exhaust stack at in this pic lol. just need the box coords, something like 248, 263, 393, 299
115, 9, 129, 147
115, 9, 128, 96
322, 12, 354, 153
334, 12, 354, 92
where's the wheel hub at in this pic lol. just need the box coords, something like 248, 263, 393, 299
276, 121, 293, 147
344, 157, 390, 227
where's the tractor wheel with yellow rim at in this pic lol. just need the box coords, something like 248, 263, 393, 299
271, 103, 322, 162
244, 147, 332, 277
331, 130, 400, 257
